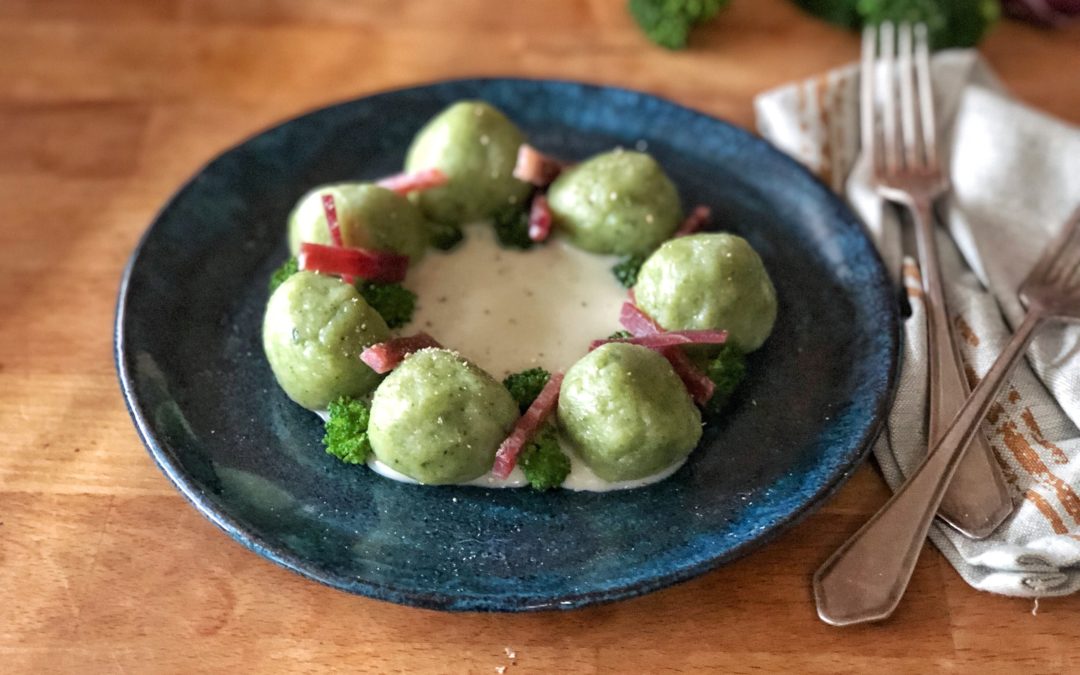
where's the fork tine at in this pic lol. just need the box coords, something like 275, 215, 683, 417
914, 24, 937, 169
879, 22, 900, 174
860, 25, 878, 173
897, 23, 918, 169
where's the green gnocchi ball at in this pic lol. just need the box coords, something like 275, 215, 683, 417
547, 150, 681, 256
368, 349, 519, 484
635, 233, 777, 352
558, 343, 701, 482
404, 101, 533, 226
263, 272, 390, 411
287, 183, 428, 262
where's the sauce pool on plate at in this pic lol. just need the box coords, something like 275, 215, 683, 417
403, 223, 628, 378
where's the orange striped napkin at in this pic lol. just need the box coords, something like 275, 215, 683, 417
755, 51, 1080, 597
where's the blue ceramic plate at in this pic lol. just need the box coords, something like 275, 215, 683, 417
116, 79, 899, 611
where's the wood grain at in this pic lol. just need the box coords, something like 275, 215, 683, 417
2, 1, 1079, 672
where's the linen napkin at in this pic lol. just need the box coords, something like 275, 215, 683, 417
755, 51, 1080, 597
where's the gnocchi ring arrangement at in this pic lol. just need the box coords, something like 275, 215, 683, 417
263, 100, 778, 492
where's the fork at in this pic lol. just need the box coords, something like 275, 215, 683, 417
861, 22, 1012, 539
815, 205, 1080, 626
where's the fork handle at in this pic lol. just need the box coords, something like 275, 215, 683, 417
908, 197, 1013, 538
814, 310, 1043, 626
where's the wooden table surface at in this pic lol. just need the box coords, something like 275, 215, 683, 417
3, 1, 1079, 672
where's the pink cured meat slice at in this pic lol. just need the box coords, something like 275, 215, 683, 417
298, 242, 409, 284
359, 333, 443, 374
618, 302, 716, 405
376, 168, 449, 195
492, 373, 565, 479
674, 205, 711, 237
512, 144, 563, 187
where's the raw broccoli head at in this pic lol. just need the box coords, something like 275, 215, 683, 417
323, 396, 373, 464
628, 0, 731, 50
268, 256, 299, 293
857, 0, 999, 48
503, 368, 552, 412
493, 205, 534, 250
611, 254, 646, 288
518, 425, 571, 491
703, 343, 747, 417
355, 281, 417, 330
858, 0, 948, 38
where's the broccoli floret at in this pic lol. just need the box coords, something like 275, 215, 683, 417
493, 206, 533, 250
612, 254, 646, 288
503, 368, 551, 412
427, 221, 465, 251
858, 0, 1000, 48
356, 281, 417, 329
795, 0, 998, 49
608, 329, 633, 340
518, 426, 571, 491
323, 396, 373, 465
628, 0, 731, 50
268, 256, 298, 293
703, 343, 747, 417
857, 0, 948, 41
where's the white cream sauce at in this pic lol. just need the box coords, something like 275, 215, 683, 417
402, 223, 627, 379
315, 224, 686, 491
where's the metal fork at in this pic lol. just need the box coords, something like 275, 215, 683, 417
815, 206, 1080, 625
861, 22, 1012, 539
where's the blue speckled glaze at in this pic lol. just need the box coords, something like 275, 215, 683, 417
115, 79, 899, 612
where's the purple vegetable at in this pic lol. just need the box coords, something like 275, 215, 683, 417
1003, 0, 1080, 25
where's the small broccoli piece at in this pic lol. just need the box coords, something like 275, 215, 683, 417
519, 426, 571, 491
323, 396, 373, 465
628, 0, 731, 50
493, 206, 533, 250
503, 367, 551, 412
612, 254, 646, 288
608, 329, 633, 340
703, 343, 747, 417
356, 281, 417, 329
268, 256, 299, 293
427, 221, 465, 251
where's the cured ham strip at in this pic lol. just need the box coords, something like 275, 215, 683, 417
512, 144, 564, 187
360, 333, 443, 374
588, 330, 728, 352
618, 301, 716, 405
674, 205, 712, 237
321, 194, 351, 284
492, 373, 564, 479
527, 194, 553, 242
298, 242, 408, 284
619, 301, 663, 335
376, 168, 449, 195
